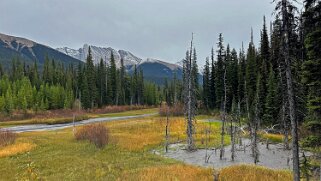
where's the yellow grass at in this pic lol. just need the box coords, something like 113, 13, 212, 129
218, 165, 292, 181
106, 117, 229, 151
0, 116, 297, 180
118, 164, 213, 181
0, 142, 35, 157
261, 133, 285, 143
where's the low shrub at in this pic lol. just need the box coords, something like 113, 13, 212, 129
75, 124, 109, 148
0, 129, 16, 147
301, 135, 321, 147
159, 103, 184, 116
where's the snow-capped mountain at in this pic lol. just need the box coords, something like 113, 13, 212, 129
56, 47, 83, 60
57, 44, 142, 68
0, 32, 197, 85
57, 45, 187, 84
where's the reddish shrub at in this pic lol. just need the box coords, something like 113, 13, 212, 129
0, 129, 16, 147
75, 124, 109, 148
159, 103, 184, 116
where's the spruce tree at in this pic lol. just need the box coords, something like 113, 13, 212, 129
215, 33, 225, 109
203, 57, 210, 109
259, 16, 270, 119
210, 48, 216, 109
119, 58, 126, 105
85, 47, 97, 108
245, 31, 258, 110
302, 0, 321, 147
264, 66, 280, 125
109, 53, 117, 105
238, 43, 246, 115
81, 74, 90, 109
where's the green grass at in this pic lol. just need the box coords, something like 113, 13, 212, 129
0, 129, 177, 180
0, 115, 215, 180
0, 115, 296, 180
195, 115, 216, 120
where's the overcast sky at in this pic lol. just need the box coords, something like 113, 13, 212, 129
1, 0, 275, 66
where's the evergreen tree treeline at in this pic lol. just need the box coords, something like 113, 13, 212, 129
0, 48, 161, 113
201, 0, 321, 148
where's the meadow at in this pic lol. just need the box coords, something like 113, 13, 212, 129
0, 111, 293, 181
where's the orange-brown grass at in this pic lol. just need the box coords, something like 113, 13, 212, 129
75, 123, 109, 148
218, 165, 292, 181
0, 142, 35, 157
118, 164, 213, 181
0, 129, 16, 146
106, 117, 229, 151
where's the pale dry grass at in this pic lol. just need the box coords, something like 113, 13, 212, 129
119, 164, 213, 181
0, 142, 35, 157
218, 165, 292, 181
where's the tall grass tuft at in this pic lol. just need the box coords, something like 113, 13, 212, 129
75, 124, 109, 148
0, 129, 16, 147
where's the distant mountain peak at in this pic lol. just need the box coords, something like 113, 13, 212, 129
57, 44, 142, 68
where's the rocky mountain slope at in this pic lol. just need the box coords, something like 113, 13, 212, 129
0, 33, 82, 69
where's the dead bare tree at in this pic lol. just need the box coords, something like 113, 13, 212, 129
278, 56, 290, 150
237, 101, 242, 146
230, 99, 237, 161
219, 62, 227, 160
279, 0, 300, 179
165, 104, 170, 153
282, 102, 290, 150
184, 33, 196, 151
252, 89, 260, 164
204, 122, 211, 163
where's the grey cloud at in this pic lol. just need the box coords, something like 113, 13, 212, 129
0, 0, 275, 67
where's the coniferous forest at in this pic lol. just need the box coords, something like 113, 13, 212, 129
0, 47, 161, 113
0, 0, 320, 180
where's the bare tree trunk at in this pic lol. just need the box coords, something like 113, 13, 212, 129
281, 0, 300, 180
231, 118, 235, 161
220, 65, 227, 160
186, 33, 195, 151
252, 86, 260, 164
253, 123, 259, 164
237, 101, 242, 146
205, 124, 210, 163
282, 103, 290, 150
165, 105, 169, 153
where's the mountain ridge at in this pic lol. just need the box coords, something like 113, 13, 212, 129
0, 33, 82, 69
0, 33, 187, 85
